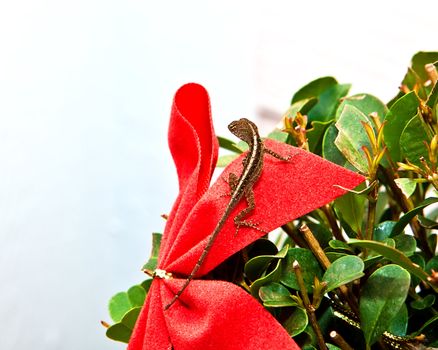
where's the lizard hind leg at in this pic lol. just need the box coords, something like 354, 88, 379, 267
233, 188, 268, 236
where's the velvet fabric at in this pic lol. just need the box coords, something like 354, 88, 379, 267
128, 83, 365, 349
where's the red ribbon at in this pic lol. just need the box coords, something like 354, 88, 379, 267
128, 83, 365, 349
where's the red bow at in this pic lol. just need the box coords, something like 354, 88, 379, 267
128, 83, 365, 350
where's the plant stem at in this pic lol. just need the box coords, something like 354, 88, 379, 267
300, 224, 330, 269
293, 260, 327, 350
321, 204, 344, 242
365, 183, 378, 241
282, 222, 308, 247
329, 331, 354, 350
300, 224, 360, 315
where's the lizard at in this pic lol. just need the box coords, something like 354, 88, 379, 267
164, 117, 290, 310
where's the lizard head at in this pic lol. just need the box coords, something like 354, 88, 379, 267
228, 118, 259, 144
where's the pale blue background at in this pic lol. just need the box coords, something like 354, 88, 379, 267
0, 1, 436, 349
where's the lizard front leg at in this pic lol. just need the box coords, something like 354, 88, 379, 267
264, 147, 291, 162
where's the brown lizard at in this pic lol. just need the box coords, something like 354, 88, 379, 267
164, 118, 289, 310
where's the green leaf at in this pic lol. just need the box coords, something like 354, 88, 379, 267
322, 255, 364, 292
425, 255, 438, 274
142, 233, 162, 273
307, 120, 333, 155
322, 124, 350, 167
410, 253, 426, 287
244, 245, 286, 282
410, 294, 436, 310
291, 76, 338, 104
280, 248, 324, 292
108, 285, 146, 324
334, 105, 372, 173
127, 285, 146, 307
387, 303, 408, 336
393, 178, 417, 198
411, 51, 438, 83
360, 264, 410, 346
400, 113, 432, 167
283, 307, 308, 337
374, 221, 397, 241
348, 239, 431, 286
325, 252, 348, 263
308, 83, 351, 123
109, 292, 131, 323
216, 154, 239, 167
106, 307, 142, 343
106, 323, 132, 343
391, 197, 438, 236
416, 314, 438, 343
266, 129, 290, 143
333, 184, 366, 236
418, 215, 438, 229
326, 344, 342, 350
259, 282, 297, 307
286, 98, 319, 117
393, 234, 416, 256
217, 136, 244, 154
383, 91, 420, 162
335, 93, 388, 121
328, 240, 354, 252
250, 256, 283, 298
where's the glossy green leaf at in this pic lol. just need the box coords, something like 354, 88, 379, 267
348, 240, 431, 286
394, 178, 417, 198
322, 124, 350, 167
127, 285, 146, 307
374, 221, 397, 241
250, 257, 283, 298
307, 120, 333, 155
400, 113, 432, 167
280, 248, 323, 292
387, 303, 408, 336
282, 306, 308, 337
328, 240, 354, 252
360, 264, 410, 346
326, 344, 342, 350
411, 294, 436, 310
322, 255, 364, 292
325, 252, 348, 263
418, 215, 438, 229
308, 83, 351, 122
259, 282, 297, 307
286, 98, 318, 117
391, 197, 438, 236
425, 255, 438, 274
333, 184, 366, 236
244, 245, 286, 282
335, 93, 388, 121
393, 234, 416, 256
291, 76, 338, 104
106, 306, 142, 343
108, 284, 146, 324
334, 105, 372, 173
410, 253, 426, 287
217, 136, 244, 154
106, 323, 131, 343
142, 233, 162, 273
383, 91, 419, 162
109, 292, 131, 323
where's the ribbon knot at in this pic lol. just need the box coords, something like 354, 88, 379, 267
153, 269, 172, 280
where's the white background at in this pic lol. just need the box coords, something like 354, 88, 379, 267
0, 1, 436, 349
